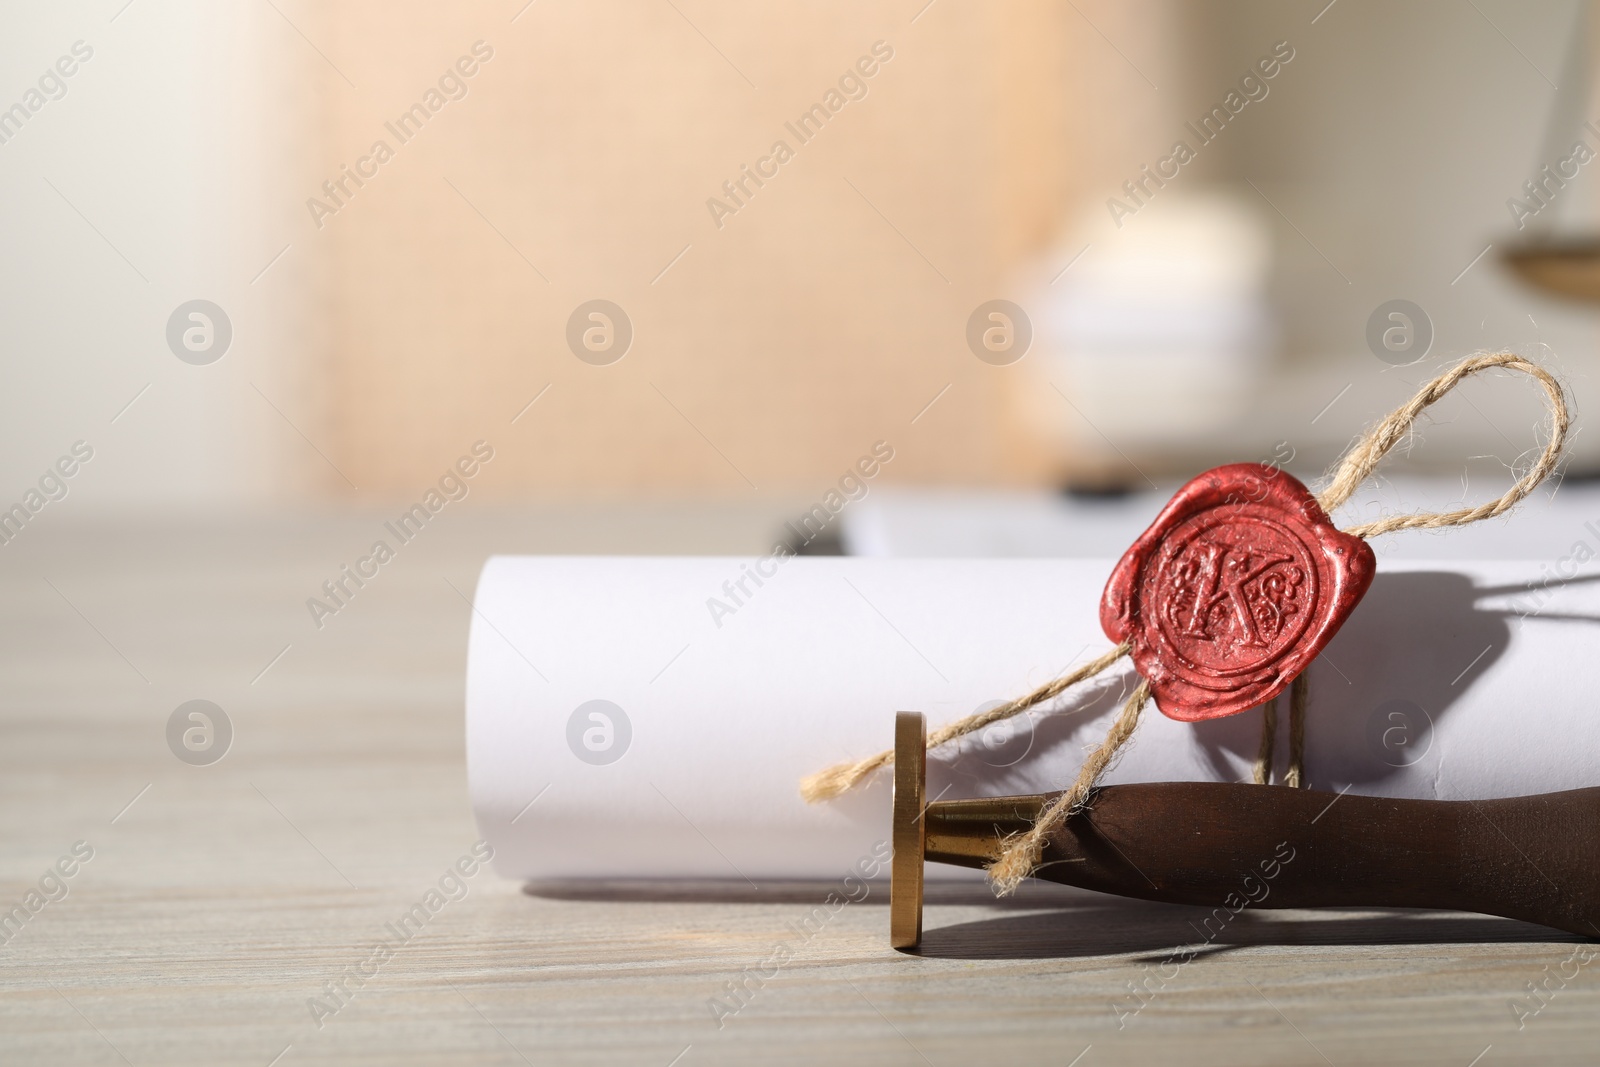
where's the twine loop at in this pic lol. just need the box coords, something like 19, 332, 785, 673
1318, 352, 1568, 534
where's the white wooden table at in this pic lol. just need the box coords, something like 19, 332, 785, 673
0, 507, 1593, 1065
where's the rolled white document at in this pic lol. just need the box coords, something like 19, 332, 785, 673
467, 556, 1599, 882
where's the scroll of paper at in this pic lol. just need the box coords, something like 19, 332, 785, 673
466, 556, 1598, 882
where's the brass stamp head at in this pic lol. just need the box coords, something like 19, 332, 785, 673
890, 710, 926, 950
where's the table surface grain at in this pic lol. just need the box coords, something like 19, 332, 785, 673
2, 507, 1596, 1067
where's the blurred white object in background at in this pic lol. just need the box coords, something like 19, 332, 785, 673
1019, 188, 1276, 462
841, 478, 1600, 562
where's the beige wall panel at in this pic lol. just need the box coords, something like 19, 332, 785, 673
315, 1, 1138, 494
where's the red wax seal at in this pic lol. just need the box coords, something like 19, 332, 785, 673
1101, 463, 1375, 722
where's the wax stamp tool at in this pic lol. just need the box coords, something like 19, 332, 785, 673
889, 711, 1600, 950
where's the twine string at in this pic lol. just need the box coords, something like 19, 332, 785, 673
986, 679, 1149, 893
1315, 353, 1568, 534
1285, 672, 1308, 790
1252, 695, 1277, 786
798, 352, 1568, 893
798, 642, 1130, 804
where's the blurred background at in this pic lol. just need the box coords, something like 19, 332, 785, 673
4, 0, 1598, 516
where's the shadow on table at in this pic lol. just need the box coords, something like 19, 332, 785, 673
525, 879, 1586, 959
912, 901, 1588, 961
523, 879, 1042, 907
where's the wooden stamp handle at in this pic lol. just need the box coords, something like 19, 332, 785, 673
929, 784, 1600, 937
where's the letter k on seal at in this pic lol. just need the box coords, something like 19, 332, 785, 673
1101, 463, 1375, 721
